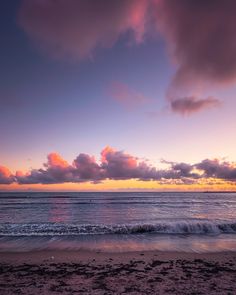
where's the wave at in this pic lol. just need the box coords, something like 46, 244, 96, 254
1, 220, 236, 236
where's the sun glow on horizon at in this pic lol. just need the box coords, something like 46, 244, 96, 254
1, 178, 236, 192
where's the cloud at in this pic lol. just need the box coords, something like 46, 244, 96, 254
18, 0, 149, 61
170, 96, 220, 115
155, 0, 236, 86
108, 81, 149, 108
19, 0, 236, 83
101, 146, 145, 179
160, 160, 199, 180
2, 147, 236, 186
99, 146, 181, 181
18, 1, 236, 115
171, 162, 194, 178
196, 159, 236, 181
16, 153, 75, 184
16, 169, 54, 184
0, 166, 15, 184
155, 0, 236, 94
73, 153, 104, 181
46, 153, 70, 169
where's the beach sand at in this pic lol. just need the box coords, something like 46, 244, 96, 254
0, 250, 236, 294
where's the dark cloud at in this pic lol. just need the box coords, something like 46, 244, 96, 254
196, 159, 236, 181
155, 0, 236, 114
171, 162, 194, 178
170, 96, 220, 115
73, 153, 104, 181
19, 0, 236, 84
160, 160, 199, 180
156, 0, 236, 91
18, 0, 149, 61
16, 169, 55, 184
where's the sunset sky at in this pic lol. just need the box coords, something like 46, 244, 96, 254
1, 0, 236, 191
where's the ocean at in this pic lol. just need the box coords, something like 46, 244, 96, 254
0, 192, 236, 253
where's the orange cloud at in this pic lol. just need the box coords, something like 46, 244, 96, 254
46, 153, 69, 168
0, 166, 15, 184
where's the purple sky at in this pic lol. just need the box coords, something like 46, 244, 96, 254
1, 0, 236, 190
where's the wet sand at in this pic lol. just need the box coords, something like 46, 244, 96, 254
0, 250, 236, 294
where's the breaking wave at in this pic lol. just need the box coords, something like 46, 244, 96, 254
1, 220, 236, 236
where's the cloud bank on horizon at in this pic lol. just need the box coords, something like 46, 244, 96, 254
18, 0, 236, 115
1, 147, 236, 185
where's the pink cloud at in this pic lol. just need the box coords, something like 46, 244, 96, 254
46, 153, 70, 168
101, 146, 140, 179
107, 81, 149, 108
0, 166, 15, 184
1, 147, 236, 185
16, 153, 75, 184
18, 0, 149, 61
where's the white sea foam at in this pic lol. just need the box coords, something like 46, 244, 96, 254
0, 220, 236, 236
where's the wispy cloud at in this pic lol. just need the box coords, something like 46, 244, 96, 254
107, 81, 149, 109
170, 96, 220, 115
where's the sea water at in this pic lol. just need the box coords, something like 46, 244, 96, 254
0, 192, 236, 252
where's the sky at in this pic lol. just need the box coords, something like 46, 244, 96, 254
1, 0, 236, 191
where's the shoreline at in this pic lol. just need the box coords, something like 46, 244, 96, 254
1, 249, 236, 264
1, 250, 236, 294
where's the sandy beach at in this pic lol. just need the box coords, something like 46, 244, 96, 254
0, 250, 236, 294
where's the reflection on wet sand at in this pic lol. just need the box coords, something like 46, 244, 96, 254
1, 234, 236, 253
